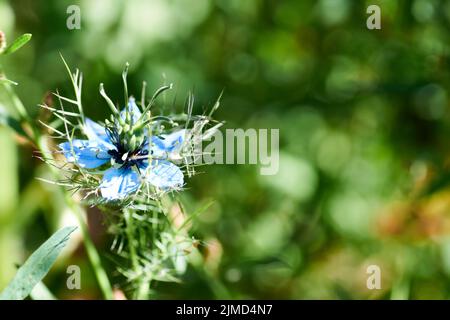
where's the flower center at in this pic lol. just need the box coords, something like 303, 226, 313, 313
108, 147, 149, 168
105, 125, 149, 169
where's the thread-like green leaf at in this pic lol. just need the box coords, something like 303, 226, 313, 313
0, 226, 76, 300
3, 33, 32, 55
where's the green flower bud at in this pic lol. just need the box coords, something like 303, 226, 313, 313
129, 135, 137, 151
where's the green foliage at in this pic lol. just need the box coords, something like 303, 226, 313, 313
1, 33, 31, 55
0, 226, 76, 300
2, 0, 450, 299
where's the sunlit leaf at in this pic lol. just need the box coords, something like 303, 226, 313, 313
3, 33, 32, 55
0, 226, 76, 300
30, 281, 56, 300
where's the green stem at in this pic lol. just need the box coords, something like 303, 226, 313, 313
124, 209, 149, 299
37, 134, 113, 300
2, 83, 113, 300
3, 83, 29, 122
136, 279, 150, 300
124, 209, 138, 271
68, 195, 113, 300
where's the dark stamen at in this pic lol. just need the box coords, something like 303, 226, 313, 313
106, 127, 149, 169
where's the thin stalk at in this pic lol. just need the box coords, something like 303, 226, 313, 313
36, 134, 114, 300
124, 209, 149, 299
68, 193, 113, 300
2, 84, 113, 300
136, 278, 150, 300
3, 83, 28, 121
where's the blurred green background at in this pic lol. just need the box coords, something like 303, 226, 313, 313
2, 0, 450, 299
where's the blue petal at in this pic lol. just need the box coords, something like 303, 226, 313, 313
146, 160, 184, 190
151, 135, 166, 150
100, 167, 140, 200
83, 118, 115, 150
59, 139, 111, 169
150, 136, 167, 158
150, 129, 186, 158
120, 97, 142, 125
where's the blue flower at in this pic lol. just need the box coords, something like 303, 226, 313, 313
59, 98, 185, 200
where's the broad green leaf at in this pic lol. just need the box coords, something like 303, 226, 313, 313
0, 226, 76, 300
3, 33, 32, 55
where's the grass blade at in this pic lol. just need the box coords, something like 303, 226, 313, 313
0, 226, 76, 300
